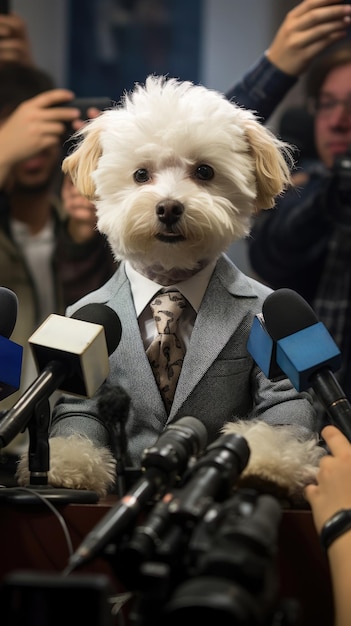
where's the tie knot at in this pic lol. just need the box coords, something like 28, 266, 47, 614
149, 290, 186, 334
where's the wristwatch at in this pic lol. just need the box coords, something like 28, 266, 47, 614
320, 509, 351, 551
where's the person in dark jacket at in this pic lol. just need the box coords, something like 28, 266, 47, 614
242, 41, 351, 423
0, 62, 116, 480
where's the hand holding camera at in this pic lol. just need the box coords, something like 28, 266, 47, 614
0, 89, 79, 169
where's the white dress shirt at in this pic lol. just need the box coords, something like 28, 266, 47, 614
125, 260, 217, 350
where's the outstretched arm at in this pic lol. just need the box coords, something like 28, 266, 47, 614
305, 425, 351, 626
267, 0, 351, 76
0, 89, 80, 189
227, 0, 351, 121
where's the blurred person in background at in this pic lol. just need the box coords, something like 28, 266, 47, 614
0, 16, 116, 482
0, 11, 33, 65
227, 0, 351, 122
226, 1, 351, 427
246, 40, 351, 426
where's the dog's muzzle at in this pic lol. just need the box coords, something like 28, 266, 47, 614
155, 199, 185, 242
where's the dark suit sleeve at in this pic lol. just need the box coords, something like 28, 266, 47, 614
248, 171, 331, 301
225, 53, 297, 122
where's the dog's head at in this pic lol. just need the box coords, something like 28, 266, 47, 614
63, 75, 292, 279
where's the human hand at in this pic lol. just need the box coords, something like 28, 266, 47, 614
0, 89, 81, 179
267, 0, 351, 76
304, 425, 351, 534
0, 12, 33, 65
61, 173, 98, 243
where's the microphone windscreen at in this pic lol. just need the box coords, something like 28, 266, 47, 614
0, 286, 18, 338
98, 383, 131, 427
71, 304, 122, 355
263, 288, 318, 341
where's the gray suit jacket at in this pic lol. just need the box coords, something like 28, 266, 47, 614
51, 255, 317, 467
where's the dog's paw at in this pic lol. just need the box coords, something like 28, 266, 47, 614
221, 420, 326, 507
16, 435, 117, 497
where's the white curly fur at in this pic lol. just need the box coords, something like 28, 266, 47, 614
221, 420, 326, 498
16, 435, 116, 497
63, 75, 293, 278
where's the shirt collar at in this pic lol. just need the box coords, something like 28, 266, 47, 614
125, 259, 217, 317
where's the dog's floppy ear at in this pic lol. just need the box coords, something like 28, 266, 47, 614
62, 120, 104, 200
243, 118, 293, 210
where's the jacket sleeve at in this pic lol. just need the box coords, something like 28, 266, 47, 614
225, 53, 297, 122
248, 171, 332, 301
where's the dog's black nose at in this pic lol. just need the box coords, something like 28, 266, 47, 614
156, 199, 184, 225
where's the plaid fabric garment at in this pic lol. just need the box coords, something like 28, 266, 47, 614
313, 226, 351, 412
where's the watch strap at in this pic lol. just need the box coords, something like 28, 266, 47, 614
320, 509, 351, 551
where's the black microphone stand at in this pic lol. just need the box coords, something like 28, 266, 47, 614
0, 368, 99, 504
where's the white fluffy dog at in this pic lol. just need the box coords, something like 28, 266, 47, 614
17, 75, 324, 502
62, 75, 291, 280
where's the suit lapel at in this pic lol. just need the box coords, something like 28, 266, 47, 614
108, 268, 167, 416
169, 255, 258, 417
105, 258, 260, 422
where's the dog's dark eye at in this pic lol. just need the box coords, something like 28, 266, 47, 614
194, 164, 214, 181
134, 168, 150, 183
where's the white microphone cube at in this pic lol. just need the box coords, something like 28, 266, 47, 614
28, 314, 109, 397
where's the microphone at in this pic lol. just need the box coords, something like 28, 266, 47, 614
97, 383, 131, 498
0, 304, 122, 449
30, 303, 122, 397
262, 288, 351, 439
117, 431, 250, 587
0, 287, 23, 400
63, 416, 208, 574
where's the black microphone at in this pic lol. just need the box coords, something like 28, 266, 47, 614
117, 432, 250, 584
97, 383, 131, 498
63, 416, 208, 574
262, 288, 351, 439
0, 304, 122, 449
0, 287, 23, 400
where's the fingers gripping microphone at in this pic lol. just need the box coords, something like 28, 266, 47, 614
0, 304, 121, 449
63, 416, 208, 574
262, 288, 351, 439
0, 287, 23, 400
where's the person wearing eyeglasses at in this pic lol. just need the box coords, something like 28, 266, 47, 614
246, 37, 351, 429
227, 0, 351, 123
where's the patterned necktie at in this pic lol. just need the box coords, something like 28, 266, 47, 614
146, 290, 186, 413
